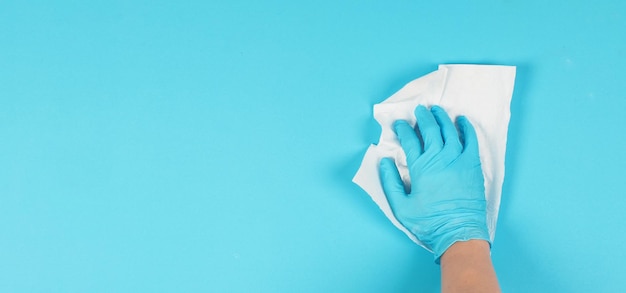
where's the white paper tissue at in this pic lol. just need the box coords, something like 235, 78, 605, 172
352, 64, 516, 252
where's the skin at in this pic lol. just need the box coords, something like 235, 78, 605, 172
440, 240, 501, 293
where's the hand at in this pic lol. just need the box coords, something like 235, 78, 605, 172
379, 105, 490, 263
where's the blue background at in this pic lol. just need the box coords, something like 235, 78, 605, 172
1, 1, 625, 292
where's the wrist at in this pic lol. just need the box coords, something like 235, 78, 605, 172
432, 226, 490, 264
440, 239, 500, 293
441, 239, 491, 261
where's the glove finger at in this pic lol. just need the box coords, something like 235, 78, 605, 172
458, 116, 479, 154
393, 120, 423, 163
431, 106, 462, 154
415, 105, 444, 153
379, 158, 408, 207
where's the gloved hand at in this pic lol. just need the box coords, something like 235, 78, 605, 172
379, 105, 490, 263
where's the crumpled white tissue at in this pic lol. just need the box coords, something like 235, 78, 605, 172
353, 64, 516, 252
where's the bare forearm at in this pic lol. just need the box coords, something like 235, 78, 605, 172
440, 240, 500, 293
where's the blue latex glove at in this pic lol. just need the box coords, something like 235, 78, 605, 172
379, 105, 490, 263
